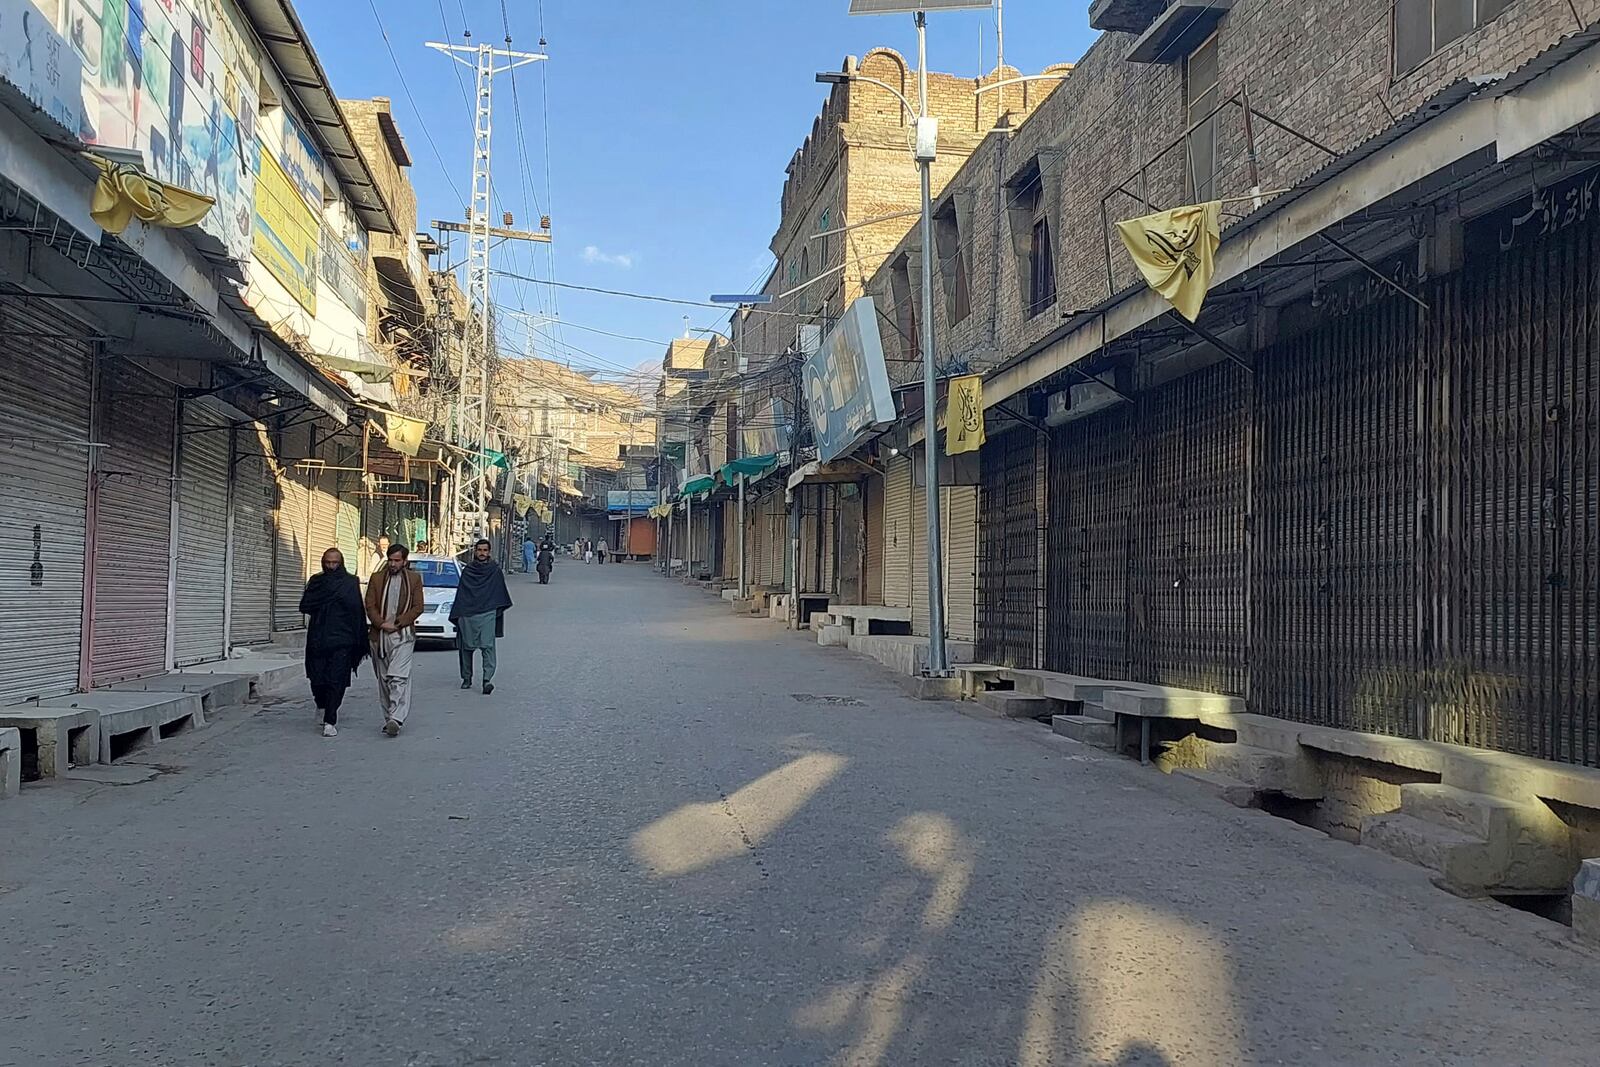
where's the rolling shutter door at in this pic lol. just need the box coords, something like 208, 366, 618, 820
230, 424, 275, 646
91, 361, 175, 685
864, 473, 884, 605
173, 405, 231, 666
883, 458, 912, 609
911, 482, 930, 636
0, 304, 91, 703
307, 471, 341, 582
334, 472, 362, 578
273, 468, 312, 631
945, 485, 979, 643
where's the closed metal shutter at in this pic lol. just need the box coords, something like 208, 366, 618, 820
944, 485, 979, 642
91, 361, 175, 684
1431, 214, 1599, 764
1132, 360, 1249, 694
1255, 295, 1417, 738
335, 472, 362, 577
978, 428, 1040, 667
273, 465, 313, 632
761, 491, 783, 587
863, 472, 884, 605
0, 303, 91, 702
883, 458, 912, 609
723, 499, 739, 580
1045, 405, 1135, 678
229, 424, 275, 646
307, 469, 341, 583
911, 482, 930, 636
173, 404, 232, 666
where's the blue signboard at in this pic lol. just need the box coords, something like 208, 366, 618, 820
607, 490, 656, 513
803, 296, 897, 462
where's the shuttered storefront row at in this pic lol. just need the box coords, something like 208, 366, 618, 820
173, 404, 232, 666
0, 304, 92, 702
91, 361, 175, 684
230, 424, 276, 647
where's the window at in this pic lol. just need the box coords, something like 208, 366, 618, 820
1184, 33, 1220, 203
801, 246, 810, 279
818, 208, 831, 266
889, 254, 919, 361
1394, 0, 1512, 75
1028, 216, 1056, 316
413, 559, 460, 588
933, 206, 971, 325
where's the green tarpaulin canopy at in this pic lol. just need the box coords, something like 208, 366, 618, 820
681, 475, 715, 497
719, 453, 779, 484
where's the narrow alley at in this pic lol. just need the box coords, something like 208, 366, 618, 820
1, 564, 1597, 1066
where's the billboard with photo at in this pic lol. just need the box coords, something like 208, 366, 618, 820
802, 296, 896, 462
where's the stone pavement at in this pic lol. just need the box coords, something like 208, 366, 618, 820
2, 563, 1599, 1066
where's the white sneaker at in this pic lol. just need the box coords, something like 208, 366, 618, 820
322, 723, 338, 737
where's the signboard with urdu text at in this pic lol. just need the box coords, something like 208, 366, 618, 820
253, 150, 319, 314
802, 296, 896, 463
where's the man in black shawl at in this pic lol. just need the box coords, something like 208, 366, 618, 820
450, 539, 513, 695
299, 548, 369, 737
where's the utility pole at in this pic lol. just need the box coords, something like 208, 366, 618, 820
426, 35, 548, 552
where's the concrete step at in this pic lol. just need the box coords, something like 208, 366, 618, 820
109, 672, 251, 714
977, 691, 1054, 720
0, 707, 99, 778
1361, 811, 1485, 877
37, 691, 205, 764
1101, 687, 1244, 720
1051, 714, 1116, 748
0, 727, 19, 799
1206, 742, 1322, 800
1173, 766, 1258, 808
1399, 782, 1522, 840
817, 623, 851, 648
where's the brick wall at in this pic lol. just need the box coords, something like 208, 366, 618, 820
866, 0, 1592, 386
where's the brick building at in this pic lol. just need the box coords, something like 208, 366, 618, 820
692, 4, 1600, 908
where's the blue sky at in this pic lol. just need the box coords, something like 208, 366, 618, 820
300, 1, 1098, 388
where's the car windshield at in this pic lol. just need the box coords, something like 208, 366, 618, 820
412, 559, 459, 588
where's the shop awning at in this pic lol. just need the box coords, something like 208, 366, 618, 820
318, 350, 396, 383
719, 453, 779, 484
682, 475, 716, 498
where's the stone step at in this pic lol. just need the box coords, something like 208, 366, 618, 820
1399, 782, 1522, 840
816, 623, 851, 648
1173, 766, 1258, 808
977, 691, 1054, 720
1051, 714, 1116, 748
0, 727, 19, 799
1206, 742, 1322, 800
1101, 688, 1244, 719
1361, 811, 1485, 877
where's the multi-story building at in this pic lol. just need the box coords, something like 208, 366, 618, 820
0, 0, 439, 714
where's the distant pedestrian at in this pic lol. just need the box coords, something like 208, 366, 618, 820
584, 539, 594, 564
451, 538, 513, 695
365, 543, 423, 737
596, 540, 608, 565
521, 534, 536, 574
536, 537, 555, 585
365, 534, 390, 583
298, 548, 368, 738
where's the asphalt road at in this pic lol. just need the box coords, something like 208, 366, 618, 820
3, 560, 1599, 1067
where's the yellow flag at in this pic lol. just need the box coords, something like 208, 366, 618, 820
380, 412, 427, 457
944, 373, 986, 456
85, 153, 214, 235
513, 493, 533, 518
1115, 201, 1221, 322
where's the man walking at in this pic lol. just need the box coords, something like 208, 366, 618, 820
365, 534, 390, 585
365, 542, 423, 737
451, 538, 513, 695
521, 533, 537, 575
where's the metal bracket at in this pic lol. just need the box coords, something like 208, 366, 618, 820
1318, 232, 1430, 310
1168, 312, 1255, 374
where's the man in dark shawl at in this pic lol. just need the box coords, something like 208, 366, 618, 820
299, 548, 369, 737
450, 539, 513, 695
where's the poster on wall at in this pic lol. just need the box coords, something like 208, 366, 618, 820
253, 149, 318, 314
48, 0, 260, 260
279, 111, 323, 206
0, 0, 85, 135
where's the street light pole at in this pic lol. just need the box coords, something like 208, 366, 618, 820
915, 11, 948, 675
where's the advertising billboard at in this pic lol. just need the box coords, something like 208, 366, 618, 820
607, 490, 656, 514
802, 296, 896, 463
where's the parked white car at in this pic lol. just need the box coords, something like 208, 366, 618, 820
410, 555, 462, 646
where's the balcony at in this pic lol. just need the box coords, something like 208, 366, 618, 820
1087, 0, 1170, 34
1125, 0, 1234, 64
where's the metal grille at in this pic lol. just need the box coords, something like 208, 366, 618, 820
1254, 295, 1418, 736
977, 428, 1039, 666
1435, 218, 1600, 764
1133, 361, 1250, 694
1045, 405, 1135, 678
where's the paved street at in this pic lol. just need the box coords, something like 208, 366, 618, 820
2, 562, 1599, 1066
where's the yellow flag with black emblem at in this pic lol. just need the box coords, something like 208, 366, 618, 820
944, 373, 986, 456
1115, 201, 1222, 322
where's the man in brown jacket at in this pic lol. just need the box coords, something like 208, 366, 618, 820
365, 542, 425, 736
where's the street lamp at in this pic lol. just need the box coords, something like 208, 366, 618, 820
816, 0, 990, 677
